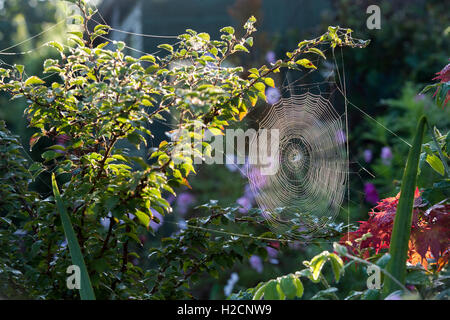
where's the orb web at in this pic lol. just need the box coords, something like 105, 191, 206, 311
247, 89, 348, 239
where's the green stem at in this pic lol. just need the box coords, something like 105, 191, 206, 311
382, 116, 427, 297
319, 275, 339, 300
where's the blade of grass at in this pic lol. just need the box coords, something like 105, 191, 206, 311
382, 116, 427, 297
52, 173, 96, 300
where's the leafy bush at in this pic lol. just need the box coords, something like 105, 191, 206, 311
0, 0, 368, 299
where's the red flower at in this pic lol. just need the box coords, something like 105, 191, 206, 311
432, 62, 450, 108
340, 189, 449, 271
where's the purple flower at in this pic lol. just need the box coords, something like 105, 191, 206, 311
176, 192, 195, 215
384, 292, 402, 300
363, 149, 373, 163
224, 272, 239, 296
265, 51, 276, 64
237, 196, 252, 214
248, 167, 267, 189
381, 146, 393, 165
364, 183, 379, 204
266, 246, 278, 258
149, 208, 164, 232
243, 184, 255, 202
225, 154, 239, 172
249, 255, 263, 273
266, 87, 281, 104
178, 219, 187, 230
266, 246, 279, 264
414, 94, 425, 102
335, 130, 346, 144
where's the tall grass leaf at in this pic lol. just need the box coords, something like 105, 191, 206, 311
383, 116, 427, 296
52, 173, 96, 300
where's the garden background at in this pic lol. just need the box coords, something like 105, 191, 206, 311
0, 0, 448, 300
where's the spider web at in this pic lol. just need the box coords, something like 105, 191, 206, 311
247, 83, 348, 239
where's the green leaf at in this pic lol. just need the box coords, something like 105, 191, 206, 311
311, 287, 338, 300
328, 253, 344, 282
157, 44, 174, 52
46, 40, 64, 52
198, 33, 210, 41
383, 116, 427, 297
295, 59, 317, 69
405, 270, 431, 286
220, 26, 235, 35
234, 44, 249, 53
309, 251, 329, 281
264, 77, 275, 88
361, 289, 380, 300
208, 127, 223, 136
376, 253, 391, 268
263, 280, 280, 300
253, 82, 265, 93
139, 55, 156, 63
252, 283, 267, 300
426, 153, 445, 176
24, 76, 45, 86
306, 47, 326, 59
94, 24, 110, 32
294, 277, 304, 298
42, 150, 63, 161
135, 209, 150, 228
51, 174, 95, 300
127, 131, 146, 149
280, 275, 297, 299
15, 64, 24, 76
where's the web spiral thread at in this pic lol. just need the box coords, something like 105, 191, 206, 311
247, 90, 348, 239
